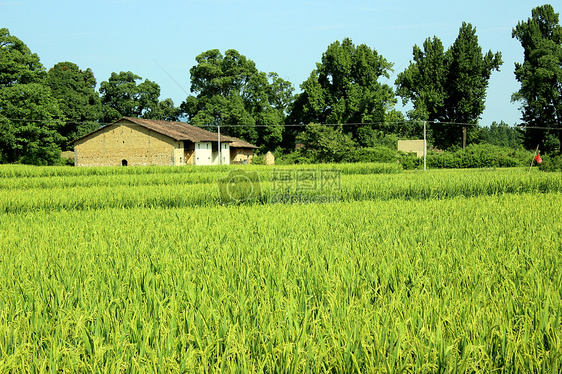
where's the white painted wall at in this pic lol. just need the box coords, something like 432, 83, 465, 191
194, 142, 213, 165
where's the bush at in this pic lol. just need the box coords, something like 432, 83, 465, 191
397, 152, 423, 170
275, 150, 314, 165
346, 146, 396, 163
250, 154, 264, 165
427, 144, 532, 169
539, 153, 562, 172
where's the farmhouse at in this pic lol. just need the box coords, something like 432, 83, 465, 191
74, 117, 257, 167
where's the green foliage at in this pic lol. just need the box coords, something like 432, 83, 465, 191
0, 29, 65, 165
0, 28, 45, 86
275, 149, 314, 165
46, 62, 101, 149
355, 127, 399, 149
146, 97, 181, 121
427, 144, 532, 168
480, 121, 523, 149
99, 71, 177, 123
346, 146, 396, 163
296, 123, 356, 163
0, 84, 65, 165
397, 151, 423, 170
289, 38, 396, 141
395, 37, 447, 121
396, 23, 503, 150
539, 152, 562, 171
183, 49, 293, 152
512, 4, 562, 150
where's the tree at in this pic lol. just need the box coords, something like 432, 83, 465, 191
395, 37, 447, 122
396, 23, 502, 149
182, 49, 293, 151
481, 121, 523, 149
512, 4, 562, 152
246, 72, 294, 151
289, 38, 396, 142
46, 62, 101, 148
0, 84, 65, 164
99, 71, 176, 123
0, 28, 45, 86
296, 123, 355, 163
145, 98, 181, 121
0, 28, 64, 165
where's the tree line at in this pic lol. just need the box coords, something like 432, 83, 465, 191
1, 4, 560, 165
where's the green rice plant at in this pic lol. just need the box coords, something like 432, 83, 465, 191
1, 167, 562, 213
0, 194, 561, 372
0, 165, 561, 372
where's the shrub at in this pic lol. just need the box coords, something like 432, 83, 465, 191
539, 153, 562, 172
427, 144, 532, 168
397, 151, 423, 170
346, 146, 396, 163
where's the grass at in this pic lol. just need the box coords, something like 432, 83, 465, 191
0, 163, 560, 372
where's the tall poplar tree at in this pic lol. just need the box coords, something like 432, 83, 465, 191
512, 4, 562, 151
396, 23, 502, 149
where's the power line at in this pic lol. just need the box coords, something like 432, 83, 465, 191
154, 61, 190, 97
3, 117, 562, 131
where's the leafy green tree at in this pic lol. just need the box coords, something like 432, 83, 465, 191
296, 123, 355, 163
46, 62, 101, 148
481, 121, 523, 149
289, 38, 396, 142
0, 28, 64, 165
396, 23, 502, 150
246, 72, 294, 151
99, 71, 175, 123
182, 49, 293, 151
0, 28, 45, 86
395, 37, 447, 122
512, 4, 562, 151
0, 84, 65, 164
146, 98, 181, 121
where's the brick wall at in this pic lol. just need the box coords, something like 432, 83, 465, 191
74, 121, 182, 167
231, 148, 254, 164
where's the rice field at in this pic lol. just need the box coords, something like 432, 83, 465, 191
0, 164, 561, 372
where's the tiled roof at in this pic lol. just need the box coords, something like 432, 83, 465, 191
122, 117, 237, 143
229, 138, 258, 148
74, 117, 257, 148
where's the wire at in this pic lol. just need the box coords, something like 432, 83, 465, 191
2, 117, 562, 130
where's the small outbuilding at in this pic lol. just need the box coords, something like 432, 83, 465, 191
398, 139, 425, 158
230, 138, 258, 164
73, 117, 258, 167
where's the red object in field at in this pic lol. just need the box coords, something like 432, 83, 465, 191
535, 153, 542, 164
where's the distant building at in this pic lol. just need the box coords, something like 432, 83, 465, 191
73, 117, 257, 167
263, 151, 275, 165
398, 140, 425, 158
230, 138, 258, 164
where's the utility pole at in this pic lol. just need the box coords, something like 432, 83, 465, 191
462, 126, 467, 149
423, 121, 427, 171
218, 125, 221, 165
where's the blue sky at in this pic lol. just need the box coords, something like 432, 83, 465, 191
1, 0, 552, 126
